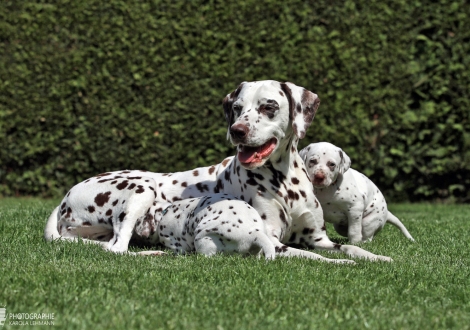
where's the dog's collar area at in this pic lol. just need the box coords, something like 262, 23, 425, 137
162, 206, 171, 216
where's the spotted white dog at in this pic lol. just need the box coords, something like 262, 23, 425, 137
150, 194, 275, 259
300, 142, 414, 243
45, 80, 391, 263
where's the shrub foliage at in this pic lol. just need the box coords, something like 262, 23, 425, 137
1, 0, 469, 201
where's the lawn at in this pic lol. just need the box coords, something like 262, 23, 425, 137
0, 198, 469, 329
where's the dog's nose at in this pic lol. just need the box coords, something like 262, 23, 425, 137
230, 123, 249, 141
314, 172, 325, 181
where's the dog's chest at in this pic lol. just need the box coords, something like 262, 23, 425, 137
314, 173, 368, 224
317, 198, 349, 225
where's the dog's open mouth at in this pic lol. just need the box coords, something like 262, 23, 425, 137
237, 138, 277, 166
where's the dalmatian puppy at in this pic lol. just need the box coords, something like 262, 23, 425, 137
45, 80, 391, 263
147, 194, 276, 259
299, 142, 415, 243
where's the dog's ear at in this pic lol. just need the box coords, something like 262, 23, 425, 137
154, 201, 173, 222
223, 82, 246, 139
280, 82, 320, 139
298, 146, 308, 163
338, 149, 351, 174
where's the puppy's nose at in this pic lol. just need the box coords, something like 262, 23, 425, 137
230, 123, 249, 141
314, 172, 325, 181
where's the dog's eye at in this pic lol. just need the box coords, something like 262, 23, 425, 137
328, 162, 336, 168
309, 159, 318, 165
233, 105, 242, 113
258, 102, 279, 119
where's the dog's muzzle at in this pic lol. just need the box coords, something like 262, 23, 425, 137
312, 172, 328, 187
230, 123, 249, 144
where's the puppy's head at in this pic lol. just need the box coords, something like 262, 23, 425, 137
223, 80, 320, 169
150, 200, 173, 231
299, 142, 351, 188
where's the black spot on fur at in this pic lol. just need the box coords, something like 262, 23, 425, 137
95, 191, 112, 207
279, 209, 287, 225
196, 182, 210, 193
116, 181, 129, 190
246, 177, 257, 186
275, 245, 289, 253
289, 232, 297, 242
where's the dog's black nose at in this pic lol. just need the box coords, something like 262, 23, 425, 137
230, 123, 249, 141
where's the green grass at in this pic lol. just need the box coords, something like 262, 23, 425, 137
1, 198, 469, 329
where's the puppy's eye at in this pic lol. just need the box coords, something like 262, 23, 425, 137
309, 159, 318, 165
233, 105, 242, 113
264, 105, 274, 111
328, 162, 336, 168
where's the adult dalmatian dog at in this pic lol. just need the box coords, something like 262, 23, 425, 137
299, 142, 415, 243
45, 80, 391, 263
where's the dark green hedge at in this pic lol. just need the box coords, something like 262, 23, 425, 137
1, 0, 469, 201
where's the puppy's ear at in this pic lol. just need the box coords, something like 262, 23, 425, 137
223, 82, 246, 140
154, 201, 173, 222
298, 146, 308, 163
338, 149, 351, 174
280, 82, 320, 139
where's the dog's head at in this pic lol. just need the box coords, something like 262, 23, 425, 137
135, 200, 172, 238
223, 80, 320, 169
299, 142, 351, 188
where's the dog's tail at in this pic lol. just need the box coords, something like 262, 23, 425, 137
44, 206, 61, 241
386, 211, 415, 241
254, 233, 276, 260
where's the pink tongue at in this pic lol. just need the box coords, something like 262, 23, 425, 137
238, 147, 259, 163
238, 139, 276, 164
